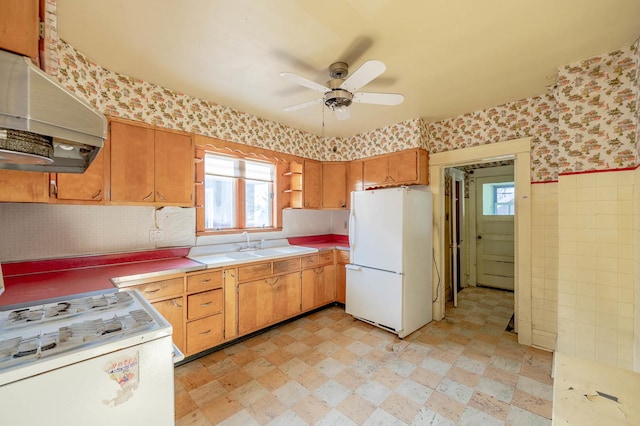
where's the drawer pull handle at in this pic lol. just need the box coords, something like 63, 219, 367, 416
200, 279, 212, 283
172, 300, 182, 308
314, 267, 324, 274
145, 288, 161, 294
92, 189, 102, 199
200, 301, 212, 307
306, 259, 314, 263
265, 277, 280, 286
200, 329, 212, 335
143, 192, 153, 201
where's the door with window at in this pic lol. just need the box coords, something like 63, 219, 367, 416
476, 175, 515, 290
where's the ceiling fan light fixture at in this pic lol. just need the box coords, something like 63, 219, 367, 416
324, 89, 353, 120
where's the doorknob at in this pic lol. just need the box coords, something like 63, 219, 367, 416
477, 235, 482, 240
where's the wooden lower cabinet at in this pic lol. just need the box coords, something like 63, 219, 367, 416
124, 275, 186, 354
301, 264, 336, 310
238, 271, 301, 335
186, 313, 223, 355
336, 250, 350, 304
152, 297, 185, 354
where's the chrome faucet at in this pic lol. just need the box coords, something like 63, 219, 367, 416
239, 231, 258, 251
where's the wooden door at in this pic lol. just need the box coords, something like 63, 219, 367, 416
0, 0, 39, 58
152, 297, 185, 354
303, 160, 322, 208
54, 145, 106, 202
336, 250, 349, 304
363, 156, 388, 188
0, 170, 48, 202
186, 313, 223, 355
476, 175, 515, 290
110, 121, 155, 202
272, 272, 302, 321
322, 162, 347, 208
389, 150, 418, 183
154, 130, 194, 205
223, 268, 238, 340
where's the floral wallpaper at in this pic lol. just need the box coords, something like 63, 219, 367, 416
556, 42, 638, 174
428, 94, 559, 182
53, 36, 639, 184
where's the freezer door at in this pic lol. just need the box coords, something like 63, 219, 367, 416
350, 188, 404, 272
345, 264, 402, 331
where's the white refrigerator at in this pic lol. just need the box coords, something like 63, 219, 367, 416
346, 186, 433, 338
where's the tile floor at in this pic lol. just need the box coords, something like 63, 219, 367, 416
174, 287, 553, 425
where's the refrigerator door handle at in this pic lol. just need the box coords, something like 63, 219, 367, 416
345, 264, 361, 271
349, 210, 356, 250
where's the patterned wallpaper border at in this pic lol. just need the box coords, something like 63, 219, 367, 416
53, 36, 639, 184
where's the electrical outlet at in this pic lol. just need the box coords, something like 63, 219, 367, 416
149, 230, 163, 242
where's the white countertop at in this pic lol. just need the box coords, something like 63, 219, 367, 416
553, 352, 640, 425
187, 244, 318, 268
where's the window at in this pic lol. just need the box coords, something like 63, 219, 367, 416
482, 182, 515, 215
204, 153, 275, 230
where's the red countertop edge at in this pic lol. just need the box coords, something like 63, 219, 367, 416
2, 247, 191, 277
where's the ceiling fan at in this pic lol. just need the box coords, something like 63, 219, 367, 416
280, 60, 404, 120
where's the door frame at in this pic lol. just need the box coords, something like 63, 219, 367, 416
447, 167, 465, 307
429, 137, 532, 345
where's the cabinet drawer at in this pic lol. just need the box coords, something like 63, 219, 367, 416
273, 257, 301, 275
337, 250, 350, 263
238, 262, 272, 281
318, 251, 334, 266
187, 289, 223, 320
187, 270, 223, 292
301, 255, 318, 268
131, 277, 184, 301
186, 313, 223, 355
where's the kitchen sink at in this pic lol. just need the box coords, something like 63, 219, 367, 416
226, 252, 259, 260
252, 249, 283, 256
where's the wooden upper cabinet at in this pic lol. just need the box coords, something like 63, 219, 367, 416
52, 141, 107, 203
363, 148, 429, 189
110, 121, 155, 203
154, 129, 194, 204
0, 170, 48, 203
109, 120, 194, 206
0, 0, 39, 58
303, 159, 321, 208
322, 162, 347, 209
347, 161, 363, 209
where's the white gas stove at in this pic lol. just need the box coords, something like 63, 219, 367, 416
0, 290, 177, 425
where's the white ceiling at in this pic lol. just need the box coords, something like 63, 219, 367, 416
57, 0, 640, 138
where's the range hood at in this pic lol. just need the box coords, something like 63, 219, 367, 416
0, 49, 107, 174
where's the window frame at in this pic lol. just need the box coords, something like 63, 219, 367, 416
197, 149, 281, 235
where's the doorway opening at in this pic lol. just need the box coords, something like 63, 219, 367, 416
429, 137, 532, 346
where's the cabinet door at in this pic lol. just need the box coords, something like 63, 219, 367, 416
336, 250, 349, 304
389, 150, 418, 183
186, 313, 223, 355
322, 163, 347, 209
154, 130, 194, 205
0, 0, 39, 58
152, 297, 185, 355
54, 145, 106, 202
302, 265, 335, 310
363, 156, 388, 188
0, 170, 48, 202
238, 272, 301, 335
110, 121, 155, 202
303, 160, 322, 208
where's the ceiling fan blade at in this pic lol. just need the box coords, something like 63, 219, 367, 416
352, 92, 404, 106
280, 72, 329, 94
340, 60, 385, 92
283, 98, 323, 112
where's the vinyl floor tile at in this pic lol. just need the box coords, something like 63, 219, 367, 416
175, 287, 553, 425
